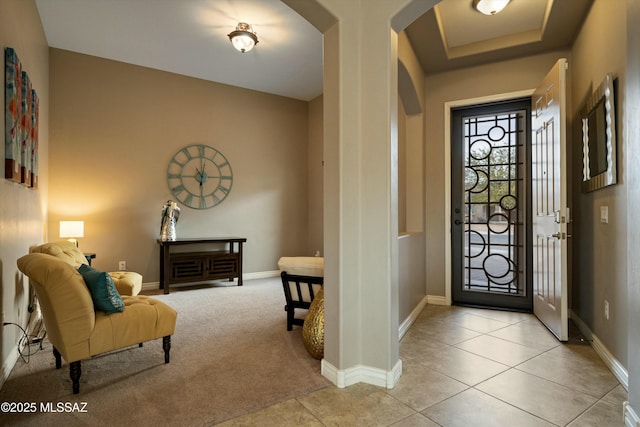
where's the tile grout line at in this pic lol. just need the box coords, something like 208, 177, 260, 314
413, 316, 608, 426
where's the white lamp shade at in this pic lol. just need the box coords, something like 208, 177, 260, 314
60, 221, 84, 238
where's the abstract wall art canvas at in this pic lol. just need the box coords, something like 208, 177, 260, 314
5, 47, 38, 188
20, 70, 32, 187
5, 47, 22, 182
30, 89, 39, 188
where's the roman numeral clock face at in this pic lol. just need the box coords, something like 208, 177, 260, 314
167, 144, 233, 209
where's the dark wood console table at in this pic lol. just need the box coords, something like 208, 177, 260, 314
158, 237, 247, 294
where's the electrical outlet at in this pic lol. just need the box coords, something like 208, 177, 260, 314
118, 261, 127, 271
604, 300, 610, 320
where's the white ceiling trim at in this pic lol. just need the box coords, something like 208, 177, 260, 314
434, 0, 555, 60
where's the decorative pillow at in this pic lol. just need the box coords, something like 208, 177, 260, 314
78, 264, 125, 313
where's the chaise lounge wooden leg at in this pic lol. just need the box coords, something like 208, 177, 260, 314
70, 361, 81, 394
163, 336, 171, 363
53, 347, 61, 369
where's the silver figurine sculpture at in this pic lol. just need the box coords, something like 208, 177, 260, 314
160, 200, 180, 241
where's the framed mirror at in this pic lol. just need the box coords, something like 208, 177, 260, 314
581, 73, 617, 192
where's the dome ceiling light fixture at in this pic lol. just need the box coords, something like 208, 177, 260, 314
472, 0, 511, 15
227, 22, 259, 53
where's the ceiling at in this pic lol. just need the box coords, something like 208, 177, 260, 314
406, 0, 593, 74
35, 0, 323, 101
35, 0, 593, 102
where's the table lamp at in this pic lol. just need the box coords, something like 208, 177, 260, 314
60, 221, 84, 247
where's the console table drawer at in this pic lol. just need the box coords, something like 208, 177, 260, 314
169, 254, 207, 283
169, 252, 239, 283
207, 255, 238, 276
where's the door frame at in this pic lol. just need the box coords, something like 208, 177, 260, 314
444, 90, 534, 305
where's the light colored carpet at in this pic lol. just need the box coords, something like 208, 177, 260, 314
0, 277, 331, 426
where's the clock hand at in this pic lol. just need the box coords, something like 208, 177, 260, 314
200, 163, 206, 186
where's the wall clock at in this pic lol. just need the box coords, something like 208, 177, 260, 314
167, 144, 233, 209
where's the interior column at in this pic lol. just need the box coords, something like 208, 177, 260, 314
285, 0, 435, 388
323, 0, 400, 387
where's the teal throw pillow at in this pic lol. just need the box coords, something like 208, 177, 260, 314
78, 264, 125, 313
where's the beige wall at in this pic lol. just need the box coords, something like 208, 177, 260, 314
570, 0, 628, 367
424, 50, 571, 297
398, 30, 427, 323
48, 49, 310, 282
399, 31, 425, 234
307, 95, 323, 255
398, 98, 407, 233
625, 0, 640, 415
0, 0, 49, 384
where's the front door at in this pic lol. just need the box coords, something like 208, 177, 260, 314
531, 58, 569, 341
451, 99, 532, 311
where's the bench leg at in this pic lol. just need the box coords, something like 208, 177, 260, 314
70, 361, 81, 394
286, 307, 294, 331
163, 336, 171, 363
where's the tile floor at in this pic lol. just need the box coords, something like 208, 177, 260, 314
217, 304, 627, 426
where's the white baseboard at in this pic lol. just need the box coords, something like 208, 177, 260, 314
570, 310, 629, 390
244, 270, 280, 280
321, 359, 403, 389
1, 308, 43, 391
320, 290, 428, 389
142, 270, 281, 291
569, 310, 593, 340
399, 295, 429, 339
427, 295, 448, 305
142, 281, 160, 291
0, 344, 20, 391
624, 401, 640, 427
591, 334, 629, 390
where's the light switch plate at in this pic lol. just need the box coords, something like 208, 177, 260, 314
601, 206, 609, 223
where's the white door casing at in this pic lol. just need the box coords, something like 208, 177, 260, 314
531, 58, 569, 341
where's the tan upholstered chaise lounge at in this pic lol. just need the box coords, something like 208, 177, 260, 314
17, 252, 177, 394
29, 241, 143, 296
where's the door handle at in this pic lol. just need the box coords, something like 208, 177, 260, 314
549, 232, 563, 239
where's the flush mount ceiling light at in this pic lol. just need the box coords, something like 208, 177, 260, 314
227, 22, 259, 53
473, 0, 511, 15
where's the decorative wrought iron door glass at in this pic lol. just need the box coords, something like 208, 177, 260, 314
463, 111, 526, 296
